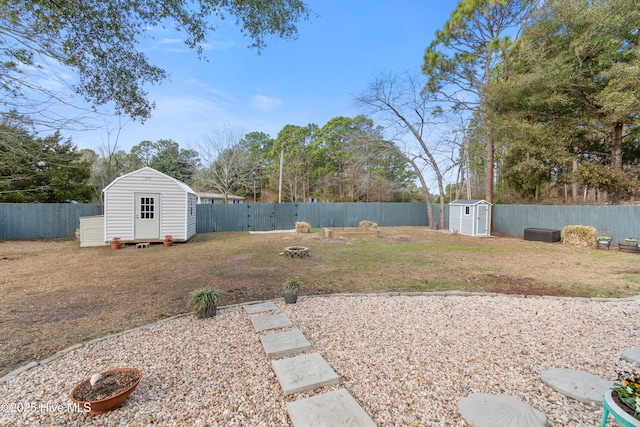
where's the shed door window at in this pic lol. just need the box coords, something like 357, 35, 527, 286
140, 197, 155, 219
465, 206, 470, 215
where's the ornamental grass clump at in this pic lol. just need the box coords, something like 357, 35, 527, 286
359, 220, 378, 229
295, 221, 311, 233
561, 225, 597, 246
188, 287, 222, 318
613, 371, 640, 420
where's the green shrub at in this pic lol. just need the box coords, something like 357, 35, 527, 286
561, 225, 597, 247
295, 221, 312, 233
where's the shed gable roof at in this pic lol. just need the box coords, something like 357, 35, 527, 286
102, 167, 196, 194
197, 192, 244, 201
449, 199, 492, 206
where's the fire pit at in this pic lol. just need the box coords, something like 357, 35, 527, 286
281, 246, 310, 258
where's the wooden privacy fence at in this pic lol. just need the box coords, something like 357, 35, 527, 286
196, 202, 431, 232
493, 204, 640, 245
0, 203, 102, 239
2, 202, 640, 244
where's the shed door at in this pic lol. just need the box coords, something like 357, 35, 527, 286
476, 204, 489, 235
135, 193, 160, 239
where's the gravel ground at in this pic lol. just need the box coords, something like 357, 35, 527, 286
1, 294, 638, 426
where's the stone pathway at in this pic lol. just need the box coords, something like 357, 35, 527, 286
272, 352, 340, 395
288, 389, 377, 427
244, 300, 376, 426
457, 393, 549, 427
250, 313, 293, 332
540, 368, 613, 404
260, 329, 312, 359
454, 348, 638, 425
245, 302, 637, 427
623, 347, 640, 364
243, 301, 278, 314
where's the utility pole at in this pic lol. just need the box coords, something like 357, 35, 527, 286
278, 149, 284, 203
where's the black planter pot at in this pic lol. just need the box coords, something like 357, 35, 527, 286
283, 288, 298, 304
197, 304, 217, 318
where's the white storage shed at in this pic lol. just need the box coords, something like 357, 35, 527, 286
448, 199, 492, 236
103, 167, 197, 243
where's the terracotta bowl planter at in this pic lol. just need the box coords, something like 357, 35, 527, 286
110, 242, 123, 249
70, 368, 142, 415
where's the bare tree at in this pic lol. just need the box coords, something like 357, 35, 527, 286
87, 117, 140, 203
193, 125, 251, 203
355, 69, 451, 229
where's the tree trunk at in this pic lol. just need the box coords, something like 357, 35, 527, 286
486, 138, 494, 204
572, 157, 578, 202
611, 122, 624, 171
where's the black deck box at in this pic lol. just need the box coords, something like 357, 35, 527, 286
523, 228, 561, 243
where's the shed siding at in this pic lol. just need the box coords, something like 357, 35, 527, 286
186, 193, 197, 239
450, 206, 462, 233
460, 207, 474, 235
160, 190, 188, 240
104, 168, 193, 242
79, 215, 106, 247
105, 189, 135, 241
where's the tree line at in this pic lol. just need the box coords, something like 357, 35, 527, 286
0, 115, 422, 204
421, 0, 640, 205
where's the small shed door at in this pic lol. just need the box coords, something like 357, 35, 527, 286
135, 193, 160, 239
476, 204, 489, 235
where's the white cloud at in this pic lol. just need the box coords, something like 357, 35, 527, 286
202, 40, 237, 51
250, 95, 282, 111
160, 38, 183, 45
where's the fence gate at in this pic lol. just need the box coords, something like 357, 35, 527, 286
273, 203, 299, 230
244, 203, 300, 231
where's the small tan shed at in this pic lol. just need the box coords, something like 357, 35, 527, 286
102, 167, 197, 243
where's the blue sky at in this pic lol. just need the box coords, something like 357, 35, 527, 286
70, 1, 455, 153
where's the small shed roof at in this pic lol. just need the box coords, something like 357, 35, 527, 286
450, 199, 492, 206
102, 167, 196, 194
197, 192, 244, 201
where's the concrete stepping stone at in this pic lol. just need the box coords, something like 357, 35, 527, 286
540, 368, 613, 404
271, 352, 340, 395
243, 301, 278, 314
287, 388, 376, 427
250, 313, 293, 332
457, 393, 549, 427
260, 329, 312, 359
623, 347, 640, 364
